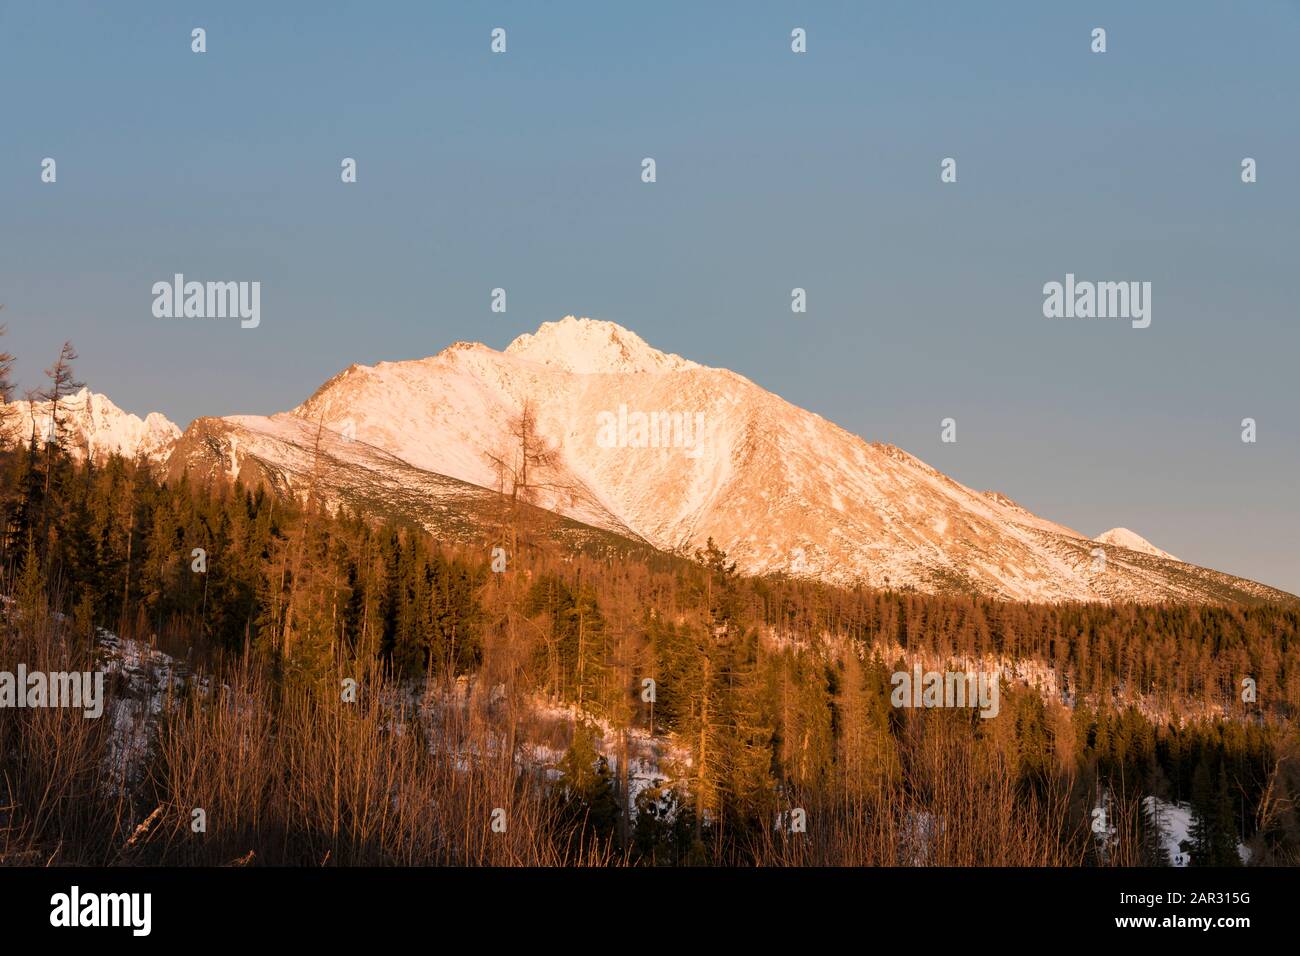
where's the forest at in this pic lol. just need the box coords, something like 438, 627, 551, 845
1, 337, 1297, 867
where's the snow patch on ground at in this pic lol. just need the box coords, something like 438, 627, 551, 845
1143, 795, 1250, 867
96, 630, 192, 791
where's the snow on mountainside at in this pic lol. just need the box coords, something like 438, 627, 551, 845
5, 387, 180, 465
164, 316, 1295, 606
1093, 528, 1179, 562
165, 411, 654, 556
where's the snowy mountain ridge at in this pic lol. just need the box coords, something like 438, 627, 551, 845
4, 387, 180, 466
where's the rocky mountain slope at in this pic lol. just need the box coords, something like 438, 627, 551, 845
164, 411, 659, 559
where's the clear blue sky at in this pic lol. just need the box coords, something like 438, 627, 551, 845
2, 1, 1298, 592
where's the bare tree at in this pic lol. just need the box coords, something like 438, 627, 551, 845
484, 398, 577, 558
40, 340, 84, 493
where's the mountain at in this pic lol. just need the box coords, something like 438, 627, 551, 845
5, 387, 180, 466
1093, 527, 1180, 562
161, 316, 1295, 606
165, 411, 656, 558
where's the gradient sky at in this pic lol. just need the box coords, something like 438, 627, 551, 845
2, 1, 1298, 592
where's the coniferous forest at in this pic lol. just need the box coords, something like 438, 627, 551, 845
1, 341, 1298, 868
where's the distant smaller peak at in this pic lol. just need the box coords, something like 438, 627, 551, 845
1094, 527, 1179, 562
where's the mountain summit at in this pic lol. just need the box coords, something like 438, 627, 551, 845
159, 317, 1290, 606
505, 316, 699, 374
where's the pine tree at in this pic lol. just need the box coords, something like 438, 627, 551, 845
559, 720, 620, 844
1189, 756, 1241, 866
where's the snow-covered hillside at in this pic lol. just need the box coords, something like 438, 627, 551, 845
163, 316, 1295, 605
165, 410, 652, 554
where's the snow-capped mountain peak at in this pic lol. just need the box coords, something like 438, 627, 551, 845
505, 316, 699, 374
163, 316, 1294, 606
5, 387, 180, 465
1093, 527, 1179, 562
